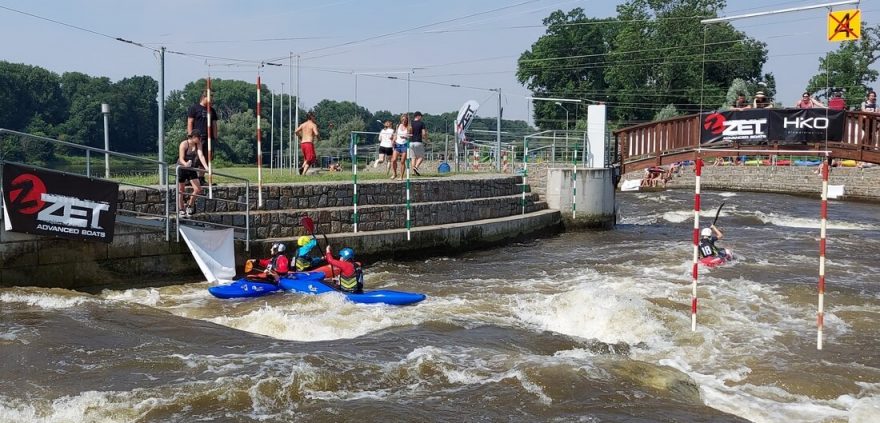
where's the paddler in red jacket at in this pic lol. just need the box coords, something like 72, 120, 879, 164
324, 245, 363, 293
246, 243, 290, 283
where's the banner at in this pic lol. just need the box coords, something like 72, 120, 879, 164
178, 225, 236, 284
828, 9, 860, 42
769, 109, 845, 144
455, 100, 480, 143
2, 163, 119, 242
700, 109, 845, 146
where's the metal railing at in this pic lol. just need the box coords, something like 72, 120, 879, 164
0, 128, 170, 241
173, 165, 251, 251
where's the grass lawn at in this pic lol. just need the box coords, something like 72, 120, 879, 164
115, 166, 456, 186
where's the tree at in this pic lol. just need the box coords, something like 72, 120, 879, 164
0, 61, 66, 134
605, 0, 768, 122
653, 104, 680, 120
109, 76, 158, 153
806, 23, 880, 107
517, 8, 617, 129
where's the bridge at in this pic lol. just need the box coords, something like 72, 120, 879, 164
614, 110, 880, 175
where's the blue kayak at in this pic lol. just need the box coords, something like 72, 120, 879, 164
794, 159, 822, 166
279, 277, 426, 306
208, 279, 280, 299
208, 272, 326, 299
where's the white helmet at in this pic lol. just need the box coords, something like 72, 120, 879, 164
701, 228, 712, 237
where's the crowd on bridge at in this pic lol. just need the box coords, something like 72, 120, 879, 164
729, 89, 877, 112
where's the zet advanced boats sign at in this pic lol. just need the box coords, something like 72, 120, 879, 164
2, 163, 119, 243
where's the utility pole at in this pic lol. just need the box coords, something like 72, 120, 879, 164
158, 46, 165, 184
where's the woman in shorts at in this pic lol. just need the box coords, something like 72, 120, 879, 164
373, 119, 395, 173
390, 114, 410, 180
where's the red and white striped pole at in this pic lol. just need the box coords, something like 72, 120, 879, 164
206, 76, 213, 200
692, 157, 704, 331
817, 158, 829, 350
256, 74, 263, 207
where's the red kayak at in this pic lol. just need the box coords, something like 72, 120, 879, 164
699, 250, 734, 267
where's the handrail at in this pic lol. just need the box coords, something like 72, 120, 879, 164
174, 164, 251, 252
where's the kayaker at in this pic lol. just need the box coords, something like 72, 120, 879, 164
294, 235, 322, 271
324, 246, 363, 293
698, 225, 727, 258
247, 243, 290, 283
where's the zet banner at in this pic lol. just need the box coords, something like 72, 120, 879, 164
700, 109, 845, 146
2, 163, 120, 243
455, 100, 480, 143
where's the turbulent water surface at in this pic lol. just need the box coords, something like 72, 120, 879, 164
2, 190, 880, 422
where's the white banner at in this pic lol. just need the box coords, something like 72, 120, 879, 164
455, 100, 480, 143
178, 225, 236, 284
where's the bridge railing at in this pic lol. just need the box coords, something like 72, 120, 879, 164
615, 110, 880, 174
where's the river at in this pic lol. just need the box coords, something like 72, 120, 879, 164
1, 189, 879, 422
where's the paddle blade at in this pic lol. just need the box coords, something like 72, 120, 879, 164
244, 260, 253, 273
712, 202, 726, 226
301, 216, 315, 234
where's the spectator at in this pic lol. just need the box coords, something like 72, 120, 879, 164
390, 113, 410, 180
295, 112, 320, 175
186, 91, 219, 184
731, 93, 750, 110
409, 111, 428, 176
861, 91, 877, 112
373, 119, 395, 172
752, 91, 772, 109
796, 92, 825, 109
176, 130, 209, 217
828, 91, 846, 111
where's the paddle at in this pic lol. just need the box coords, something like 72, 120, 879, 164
301, 216, 336, 279
712, 202, 725, 227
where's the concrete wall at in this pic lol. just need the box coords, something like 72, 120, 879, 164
1, 176, 558, 289
621, 165, 880, 201
545, 168, 616, 229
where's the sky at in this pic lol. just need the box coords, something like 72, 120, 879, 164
1, 0, 877, 125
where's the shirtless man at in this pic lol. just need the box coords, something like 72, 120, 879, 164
295, 112, 319, 175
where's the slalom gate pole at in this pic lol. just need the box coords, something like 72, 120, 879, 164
817, 158, 829, 350
207, 77, 213, 199
352, 133, 359, 233
405, 155, 412, 241
572, 148, 577, 219
522, 137, 528, 215
692, 157, 704, 331
256, 74, 263, 207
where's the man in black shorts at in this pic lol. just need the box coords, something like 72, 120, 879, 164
187, 91, 219, 183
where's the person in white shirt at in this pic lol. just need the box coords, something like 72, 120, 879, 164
391, 113, 410, 180
373, 120, 395, 172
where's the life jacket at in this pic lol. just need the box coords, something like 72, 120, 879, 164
698, 237, 718, 258
338, 265, 363, 292
294, 256, 312, 271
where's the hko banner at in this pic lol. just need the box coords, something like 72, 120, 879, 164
700, 109, 845, 145
2, 164, 119, 243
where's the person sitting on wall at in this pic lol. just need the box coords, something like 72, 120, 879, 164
294, 235, 324, 271
698, 225, 728, 259
246, 243, 290, 284
324, 246, 363, 293
861, 91, 877, 113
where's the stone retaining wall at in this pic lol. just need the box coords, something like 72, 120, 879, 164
622, 165, 880, 200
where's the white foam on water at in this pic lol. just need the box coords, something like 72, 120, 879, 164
0, 391, 148, 423
718, 192, 738, 197
0, 290, 94, 310
101, 287, 161, 307
511, 279, 669, 347
754, 211, 877, 230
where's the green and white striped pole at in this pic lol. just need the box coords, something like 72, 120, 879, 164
351, 133, 359, 232
405, 155, 412, 240
572, 147, 577, 219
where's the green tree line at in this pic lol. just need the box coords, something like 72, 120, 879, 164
517, 0, 879, 127
0, 62, 530, 166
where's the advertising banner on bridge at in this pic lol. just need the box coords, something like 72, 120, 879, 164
2, 163, 119, 243
700, 109, 845, 145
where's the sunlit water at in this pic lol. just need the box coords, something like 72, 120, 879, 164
1, 190, 879, 422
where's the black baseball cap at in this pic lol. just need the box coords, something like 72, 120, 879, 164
413, 111, 422, 117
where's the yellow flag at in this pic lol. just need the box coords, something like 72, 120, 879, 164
828, 9, 861, 42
